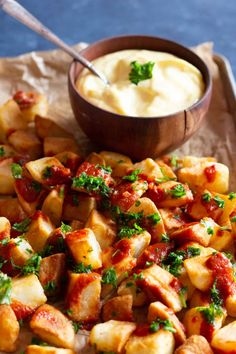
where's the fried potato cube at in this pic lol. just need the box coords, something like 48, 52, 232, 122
211, 320, 236, 352
8, 237, 34, 267
86, 152, 105, 166
183, 307, 225, 341
170, 218, 218, 246
90, 320, 136, 353
133, 158, 163, 180
63, 194, 96, 222
0, 198, 27, 222
0, 144, 16, 159
42, 188, 64, 226
0, 99, 27, 142
117, 277, 148, 307
85, 209, 116, 249
39, 253, 66, 296
25, 211, 54, 252
128, 197, 165, 242
99, 150, 133, 177
66, 272, 101, 322
0, 158, 15, 194
189, 289, 211, 308
30, 304, 75, 349
11, 274, 47, 319
182, 156, 216, 168
159, 208, 188, 233
156, 159, 177, 180
129, 231, 151, 258
175, 335, 213, 354
26, 157, 67, 184
26, 346, 75, 354
66, 228, 102, 269
8, 130, 42, 160
147, 181, 193, 208
139, 264, 183, 312
209, 228, 233, 251
13, 91, 48, 122
44, 137, 80, 156
178, 161, 229, 193
125, 328, 175, 354
184, 255, 212, 292
102, 295, 133, 322
69, 220, 84, 231
217, 193, 236, 226
35, 115, 72, 139
0, 216, 11, 240
54, 151, 81, 172
148, 301, 186, 345
225, 294, 236, 317
0, 304, 20, 352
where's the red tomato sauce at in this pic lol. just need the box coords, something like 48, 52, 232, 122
15, 177, 40, 203
200, 320, 215, 342
133, 323, 150, 336
13, 91, 36, 109
112, 239, 131, 264
44, 165, 71, 186
204, 165, 217, 183
111, 180, 147, 212
137, 242, 174, 268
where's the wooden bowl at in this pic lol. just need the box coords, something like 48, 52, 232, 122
68, 35, 212, 160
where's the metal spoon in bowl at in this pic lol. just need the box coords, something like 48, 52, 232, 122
0, 0, 109, 85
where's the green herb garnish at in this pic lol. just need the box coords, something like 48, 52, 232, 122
147, 213, 161, 225
187, 246, 201, 257
122, 169, 141, 183
72, 172, 110, 197
21, 254, 41, 276
73, 262, 92, 274
129, 61, 155, 85
149, 318, 176, 333
213, 196, 225, 208
11, 163, 22, 179
31, 181, 42, 193
161, 233, 170, 243
197, 303, 223, 324
101, 268, 117, 288
170, 184, 186, 198
0, 146, 5, 157
202, 192, 211, 203
0, 273, 12, 304
12, 218, 31, 233
44, 280, 56, 294
179, 286, 187, 308
43, 166, 52, 179
228, 192, 236, 200
61, 222, 72, 234
118, 223, 144, 239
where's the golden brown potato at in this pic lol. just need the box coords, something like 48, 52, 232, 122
8, 129, 42, 160
90, 320, 136, 353
86, 152, 105, 165
0, 216, 11, 240
39, 253, 66, 296
147, 301, 186, 345
102, 295, 133, 322
189, 289, 210, 308
42, 188, 64, 226
211, 320, 236, 352
184, 254, 213, 292
66, 272, 101, 322
0, 99, 27, 142
0, 198, 27, 222
117, 276, 148, 307
13, 91, 48, 122
26, 346, 75, 354
26, 156, 67, 184
65, 228, 102, 269
35, 115, 72, 139
0, 158, 15, 194
44, 137, 80, 156
0, 304, 20, 352
209, 228, 233, 251
30, 304, 75, 349
99, 150, 133, 177
156, 159, 177, 180
174, 335, 213, 354
25, 211, 55, 252
159, 208, 189, 233
7, 237, 34, 267
133, 158, 163, 180
0, 144, 16, 159
11, 274, 47, 320
62, 194, 96, 222
85, 209, 116, 249
125, 328, 175, 354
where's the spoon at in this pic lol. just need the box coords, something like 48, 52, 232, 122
0, 0, 109, 85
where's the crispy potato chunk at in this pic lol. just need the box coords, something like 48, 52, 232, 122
44, 137, 80, 156
175, 335, 213, 354
178, 161, 229, 193
117, 276, 148, 307
42, 188, 64, 226
66, 272, 101, 322
99, 150, 133, 177
11, 274, 47, 320
25, 211, 55, 252
125, 328, 175, 354
63, 194, 96, 222
0, 99, 27, 142
26, 346, 75, 354
13, 91, 48, 122
0, 158, 15, 194
211, 320, 236, 352
0, 304, 20, 352
35, 115, 72, 139
148, 301, 186, 345
184, 254, 213, 292
85, 209, 116, 249
90, 320, 136, 353
8, 130, 42, 160
30, 304, 75, 349
66, 228, 102, 269
0, 144, 16, 159
102, 295, 133, 322
26, 157, 68, 184
7, 237, 34, 267
0, 216, 11, 240
159, 208, 188, 233
0, 198, 27, 222
133, 158, 163, 180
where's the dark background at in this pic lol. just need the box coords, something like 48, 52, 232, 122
0, 0, 235, 75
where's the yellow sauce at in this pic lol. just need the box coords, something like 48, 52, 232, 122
76, 49, 205, 117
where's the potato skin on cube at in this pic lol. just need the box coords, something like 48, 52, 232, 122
35, 115, 72, 139
65, 228, 102, 269
0, 198, 27, 222
0, 158, 15, 194
8, 129, 42, 160
102, 294, 133, 322
133, 158, 164, 180
43, 137, 80, 156
63, 194, 96, 222
42, 188, 64, 226
13, 91, 48, 123
211, 320, 236, 353
66, 272, 101, 322
125, 328, 175, 354
99, 150, 133, 177
90, 319, 136, 353
0, 304, 20, 352
175, 335, 213, 354
26, 346, 75, 354
30, 304, 75, 349
184, 254, 213, 292
0, 216, 11, 240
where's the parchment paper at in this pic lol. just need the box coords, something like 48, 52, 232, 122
0, 42, 235, 352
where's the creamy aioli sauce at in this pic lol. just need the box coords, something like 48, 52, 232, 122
76, 49, 205, 117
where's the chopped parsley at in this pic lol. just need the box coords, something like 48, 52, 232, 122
133, 272, 144, 280
231, 216, 236, 223
101, 268, 117, 288
129, 61, 155, 85
202, 192, 211, 203
135, 200, 141, 207
72, 194, 79, 206
39, 245, 53, 258
0, 238, 9, 246
162, 250, 186, 277
61, 222, 72, 234
43, 166, 52, 179
31, 337, 49, 346
197, 303, 223, 324
122, 169, 141, 182
170, 184, 186, 198
0, 146, 5, 157
72, 172, 111, 197
12, 218, 31, 233
207, 227, 214, 235
213, 195, 225, 208
73, 262, 92, 274
147, 213, 161, 225
72, 321, 82, 333
145, 261, 154, 267
161, 233, 170, 243
149, 318, 176, 333
0, 273, 12, 304
118, 223, 144, 239
170, 155, 178, 168
0, 256, 7, 270
210, 281, 223, 307
187, 246, 201, 257
95, 164, 112, 174
21, 254, 41, 276
31, 181, 42, 193
44, 280, 56, 294
228, 192, 236, 200
179, 286, 187, 308
59, 186, 65, 198
11, 163, 22, 179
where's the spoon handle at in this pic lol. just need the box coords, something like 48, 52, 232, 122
0, 0, 109, 84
